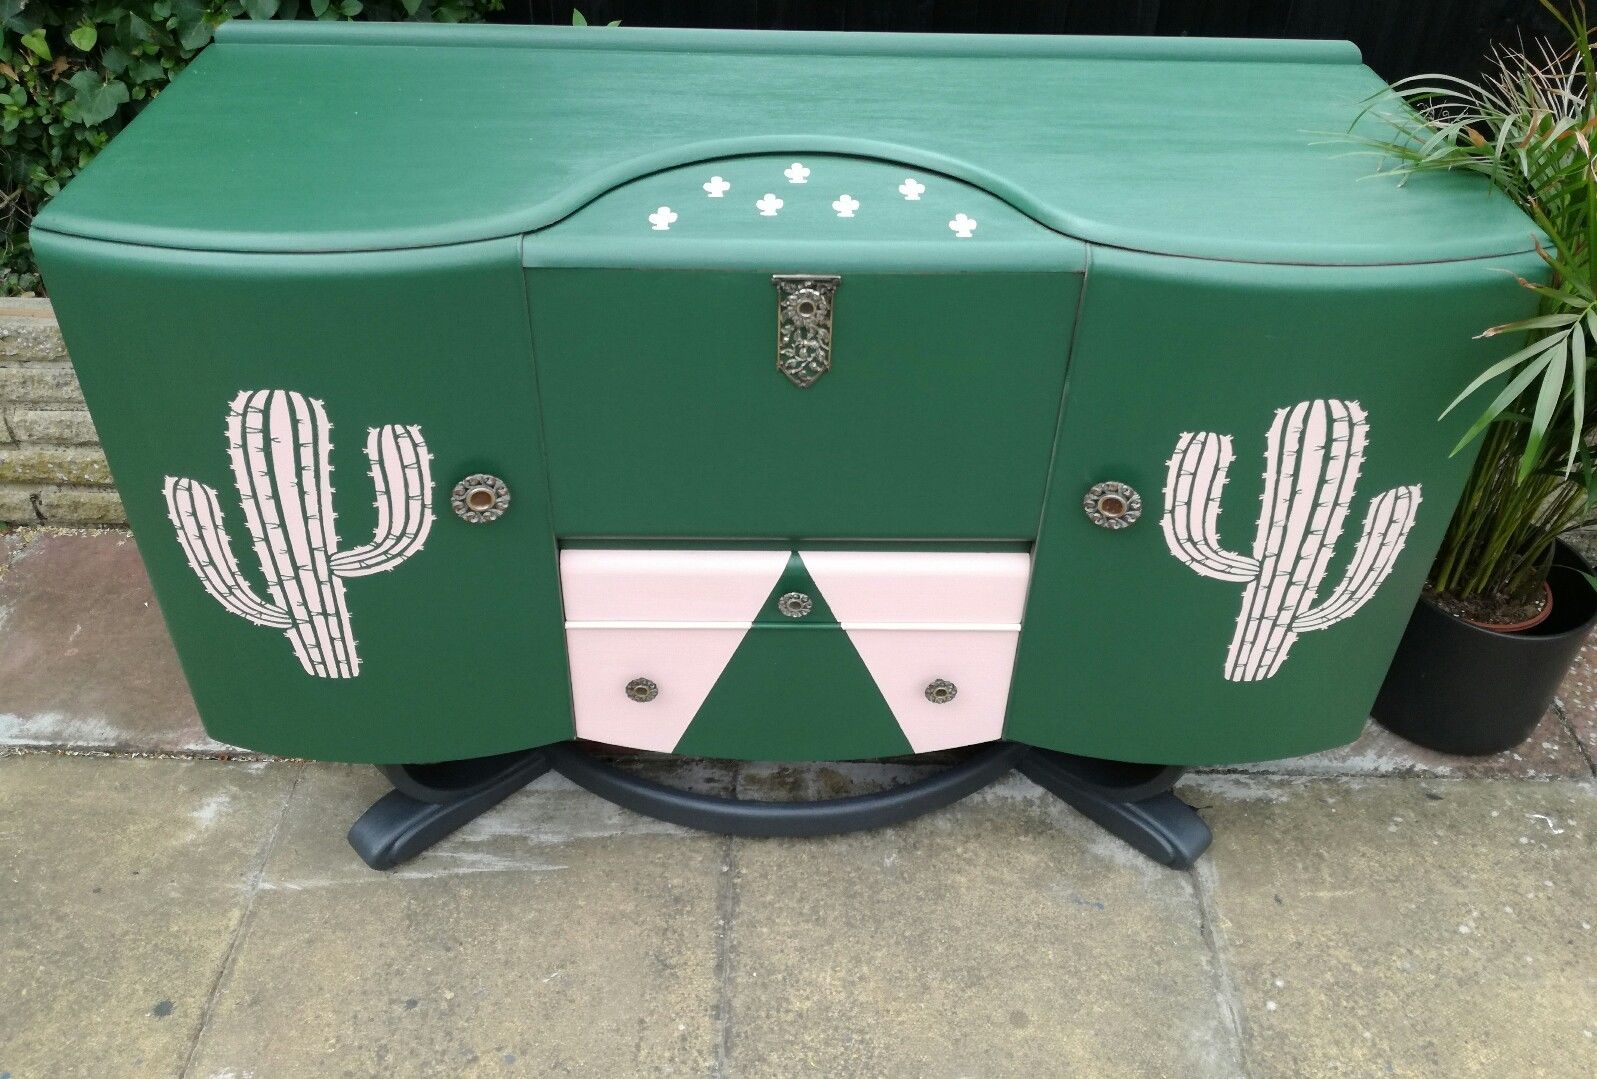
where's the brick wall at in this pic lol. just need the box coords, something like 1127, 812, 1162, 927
0, 299, 125, 525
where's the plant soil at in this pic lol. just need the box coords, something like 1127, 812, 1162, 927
1425, 585, 1548, 628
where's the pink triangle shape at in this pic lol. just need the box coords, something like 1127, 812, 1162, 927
567, 626, 757, 752
801, 550, 1028, 752
840, 628, 1019, 752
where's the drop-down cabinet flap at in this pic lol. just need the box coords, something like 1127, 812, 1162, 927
525, 154, 1086, 541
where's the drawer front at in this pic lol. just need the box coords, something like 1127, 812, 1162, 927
799, 549, 1030, 624
562, 548, 1030, 758
561, 548, 791, 622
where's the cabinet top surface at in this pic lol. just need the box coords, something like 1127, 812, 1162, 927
35, 23, 1535, 266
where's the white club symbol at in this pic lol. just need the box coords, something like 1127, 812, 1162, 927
756, 193, 784, 217
832, 194, 860, 218
948, 213, 978, 239
898, 178, 926, 201
784, 162, 811, 184
703, 175, 731, 198
649, 206, 678, 231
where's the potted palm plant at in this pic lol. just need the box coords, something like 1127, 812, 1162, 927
1360, 0, 1597, 754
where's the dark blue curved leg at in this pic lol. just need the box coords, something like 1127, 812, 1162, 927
1018, 747, 1211, 869
348, 747, 554, 870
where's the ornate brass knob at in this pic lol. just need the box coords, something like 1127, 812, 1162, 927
925, 679, 958, 704
777, 592, 814, 619
625, 677, 658, 703
451, 474, 510, 524
1083, 481, 1142, 529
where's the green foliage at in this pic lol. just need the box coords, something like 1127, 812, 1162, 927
0, 0, 503, 294
1356, 1, 1597, 614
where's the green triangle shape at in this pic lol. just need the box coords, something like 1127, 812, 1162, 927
673, 553, 913, 761
753, 551, 838, 625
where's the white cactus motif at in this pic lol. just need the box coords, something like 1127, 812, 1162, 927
1161, 399, 1422, 682
163, 389, 434, 679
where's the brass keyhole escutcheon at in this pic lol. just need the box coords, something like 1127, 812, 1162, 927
625, 677, 658, 703
773, 275, 839, 388
1083, 481, 1143, 530
451, 473, 511, 524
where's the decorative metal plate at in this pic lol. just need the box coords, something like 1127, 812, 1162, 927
1083, 481, 1143, 530
451, 474, 510, 524
773, 274, 839, 388
777, 591, 814, 618
925, 679, 958, 704
625, 677, 658, 703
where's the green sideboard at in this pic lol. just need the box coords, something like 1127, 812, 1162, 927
30, 24, 1543, 865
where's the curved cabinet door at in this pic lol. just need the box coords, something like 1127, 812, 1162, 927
1006, 246, 1547, 765
33, 233, 573, 763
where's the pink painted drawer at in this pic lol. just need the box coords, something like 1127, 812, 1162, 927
559, 548, 1032, 756
561, 548, 792, 622
796, 549, 1030, 624
560, 548, 1031, 624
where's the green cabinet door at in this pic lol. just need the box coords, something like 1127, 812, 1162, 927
523, 154, 1086, 541
31, 233, 573, 762
1006, 246, 1548, 765
528, 270, 1078, 539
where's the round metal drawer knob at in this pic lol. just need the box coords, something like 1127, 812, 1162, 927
625, 677, 658, 703
925, 679, 958, 705
777, 592, 814, 619
1083, 481, 1142, 529
451, 473, 511, 524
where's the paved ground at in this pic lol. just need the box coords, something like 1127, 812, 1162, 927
2, 528, 1596, 1078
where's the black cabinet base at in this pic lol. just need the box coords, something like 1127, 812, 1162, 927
347, 748, 554, 870
1017, 748, 1212, 869
348, 742, 1211, 871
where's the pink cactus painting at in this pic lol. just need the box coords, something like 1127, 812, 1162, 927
163, 389, 434, 679
1161, 399, 1422, 682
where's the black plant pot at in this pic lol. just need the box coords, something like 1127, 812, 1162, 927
1373, 543, 1597, 755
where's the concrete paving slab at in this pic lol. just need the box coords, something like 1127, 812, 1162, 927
184, 771, 727, 1077
1221, 714, 1594, 780
1186, 774, 1597, 1078
0, 755, 298, 1078
263, 759, 737, 888
1556, 636, 1597, 764
721, 774, 1241, 1079
0, 528, 219, 754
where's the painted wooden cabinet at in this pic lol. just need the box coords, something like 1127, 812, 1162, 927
33, 24, 1542, 766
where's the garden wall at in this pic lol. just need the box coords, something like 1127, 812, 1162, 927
0, 299, 122, 525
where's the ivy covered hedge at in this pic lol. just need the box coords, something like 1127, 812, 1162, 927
0, 0, 504, 294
